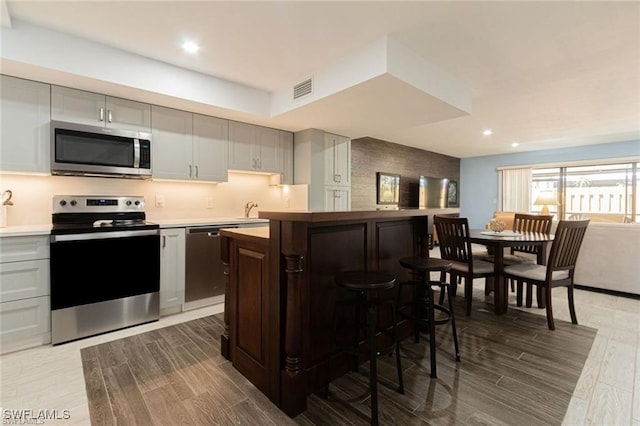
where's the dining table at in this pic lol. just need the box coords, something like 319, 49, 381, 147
468, 229, 554, 315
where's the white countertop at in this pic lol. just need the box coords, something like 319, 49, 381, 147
0, 217, 269, 237
0, 224, 53, 237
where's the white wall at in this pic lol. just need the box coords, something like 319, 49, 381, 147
1, 20, 270, 119
0, 172, 308, 226
573, 223, 640, 295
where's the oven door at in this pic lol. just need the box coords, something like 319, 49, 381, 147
50, 229, 160, 344
51, 229, 159, 309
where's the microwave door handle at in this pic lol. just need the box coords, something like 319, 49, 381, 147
133, 139, 140, 168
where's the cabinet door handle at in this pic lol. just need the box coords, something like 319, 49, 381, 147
195, 165, 199, 178
333, 139, 337, 181
162, 235, 166, 248
107, 109, 113, 123
189, 165, 193, 177
99, 107, 105, 122
257, 158, 261, 169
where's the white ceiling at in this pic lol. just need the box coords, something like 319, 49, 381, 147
3, 0, 640, 158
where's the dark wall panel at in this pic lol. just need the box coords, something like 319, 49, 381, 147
375, 220, 415, 279
307, 223, 367, 365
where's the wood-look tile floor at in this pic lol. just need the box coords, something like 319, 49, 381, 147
79, 296, 596, 426
1, 283, 638, 426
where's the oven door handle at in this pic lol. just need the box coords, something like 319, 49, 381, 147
51, 229, 160, 242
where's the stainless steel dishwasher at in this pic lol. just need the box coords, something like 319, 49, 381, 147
184, 225, 236, 309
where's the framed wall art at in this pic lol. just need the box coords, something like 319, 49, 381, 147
376, 172, 401, 205
447, 180, 459, 207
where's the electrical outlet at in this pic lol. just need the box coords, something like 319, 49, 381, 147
155, 195, 165, 208
205, 197, 214, 209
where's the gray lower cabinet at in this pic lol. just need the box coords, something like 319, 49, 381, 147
159, 228, 186, 316
0, 235, 51, 354
324, 186, 351, 211
0, 297, 50, 353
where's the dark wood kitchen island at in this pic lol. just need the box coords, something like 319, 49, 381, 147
219, 208, 458, 417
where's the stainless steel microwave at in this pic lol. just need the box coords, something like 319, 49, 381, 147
51, 121, 152, 179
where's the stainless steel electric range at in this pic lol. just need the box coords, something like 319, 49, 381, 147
50, 195, 160, 345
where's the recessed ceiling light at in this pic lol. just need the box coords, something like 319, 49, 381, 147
511, 142, 519, 147
483, 129, 493, 136
182, 40, 200, 54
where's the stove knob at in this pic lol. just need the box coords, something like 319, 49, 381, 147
126, 200, 132, 206
70, 200, 77, 206
59, 200, 67, 206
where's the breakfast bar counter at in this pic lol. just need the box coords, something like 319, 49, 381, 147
219, 208, 458, 417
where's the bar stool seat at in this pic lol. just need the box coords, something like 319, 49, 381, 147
397, 257, 461, 378
333, 270, 404, 426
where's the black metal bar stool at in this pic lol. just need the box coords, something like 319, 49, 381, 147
333, 270, 404, 426
397, 257, 460, 378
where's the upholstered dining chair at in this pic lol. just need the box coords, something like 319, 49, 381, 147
508, 213, 553, 262
507, 213, 553, 304
434, 216, 495, 316
503, 219, 590, 330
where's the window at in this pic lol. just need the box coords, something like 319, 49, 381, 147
529, 162, 637, 223
531, 167, 561, 216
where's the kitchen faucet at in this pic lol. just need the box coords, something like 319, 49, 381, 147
244, 201, 258, 218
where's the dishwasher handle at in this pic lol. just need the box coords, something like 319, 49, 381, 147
186, 225, 238, 237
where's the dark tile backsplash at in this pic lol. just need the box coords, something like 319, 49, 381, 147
351, 137, 460, 209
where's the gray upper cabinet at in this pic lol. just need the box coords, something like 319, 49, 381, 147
324, 133, 351, 187
255, 126, 281, 173
0, 76, 283, 182
152, 106, 229, 182
151, 105, 194, 180
0, 75, 51, 174
294, 129, 352, 211
280, 131, 294, 185
193, 114, 228, 182
228, 121, 257, 171
229, 121, 286, 174
152, 106, 194, 181
51, 86, 151, 132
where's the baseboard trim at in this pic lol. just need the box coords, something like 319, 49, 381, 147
574, 284, 639, 300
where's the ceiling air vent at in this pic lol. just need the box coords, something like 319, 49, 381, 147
293, 78, 313, 100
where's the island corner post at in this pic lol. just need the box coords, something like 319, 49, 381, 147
220, 209, 459, 417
